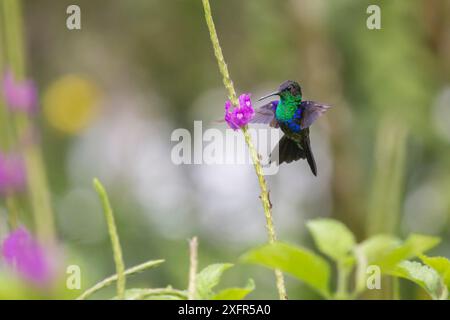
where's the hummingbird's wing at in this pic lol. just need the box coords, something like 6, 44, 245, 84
249, 100, 279, 128
299, 101, 331, 129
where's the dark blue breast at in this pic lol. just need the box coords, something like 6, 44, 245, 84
283, 108, 302, 133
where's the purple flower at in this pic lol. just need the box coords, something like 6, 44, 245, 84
2, 70, 38, 113
0, 153, 27, 196
224, 93, 255, 130
1, 227, 54, 286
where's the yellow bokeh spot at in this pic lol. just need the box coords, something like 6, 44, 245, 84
43, 75, 101, 134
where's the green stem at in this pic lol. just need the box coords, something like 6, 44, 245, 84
131, 287, 188, 300
335, 262, 349, 299
77, 259, 164, 300
1, 0, 25, 77
392, 277, 400, 300
201, 0, 287, 300
0, 1, 21, 230
2, 0, 55, 242
201, 0, 237, 106
187, 237, 198, 300
366, 118, 407, 299
353, 246, 368, 298
93, 178, 126, 300
367, 117, 408, 236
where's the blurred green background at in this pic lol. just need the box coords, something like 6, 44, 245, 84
1, 0, 450, 299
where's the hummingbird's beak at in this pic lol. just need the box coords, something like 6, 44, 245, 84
258, 91, 280, 101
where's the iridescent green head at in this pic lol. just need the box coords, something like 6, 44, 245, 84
258, 80, 302, 103
278, 80, 302, 100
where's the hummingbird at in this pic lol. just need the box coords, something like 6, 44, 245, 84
251, 80, 331, 176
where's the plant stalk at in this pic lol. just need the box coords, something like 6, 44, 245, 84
0, 11, 20, 230
335, 262, 349, 299
201, 0, 287, 300
93, 178, 126, 300
187, 236, 198, 300
1, 0, 55, 242
77, 259, 164, 300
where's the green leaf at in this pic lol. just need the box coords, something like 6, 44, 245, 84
373, 234, 440, 271
211, 279, 255, 300
357, 235, 401, 264
354, 234, 439, 296
421, 255, 450, 291
195, 263, 233, 299
241, 242, 331, 298
354, 235, 401, 293
386, 261, 448, 300
307, 218, 356, 263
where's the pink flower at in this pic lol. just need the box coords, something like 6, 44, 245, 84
0, 153, 26, 196
1, 227, 54, 287
2, 70, 38, 113
224, 93, 255, 130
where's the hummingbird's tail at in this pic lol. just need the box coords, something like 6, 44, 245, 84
270, 134, 317, 176
300, 133, 317, 176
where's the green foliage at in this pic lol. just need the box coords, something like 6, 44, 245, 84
79, 206, 449, 300
386, 261, 447, 300
356, 235, 401, 264
81, 256, 253, 300
242, 218, 450, 300
307, 218, 355, 263
195, 263, 233, 299
78, 180, 252, 301
421, 256, 450, 292
211, 279, 255, 300
195, 263, 255, 300
241, 242, 331, 298
371, 234, 440, 271
52, 180, 450, 301
357, 233, 440, 272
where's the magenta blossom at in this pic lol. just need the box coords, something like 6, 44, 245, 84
1, 227, 54, 286
224, 93, 255, 130
0, 153, 27, 196
2, 70, 38, 113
